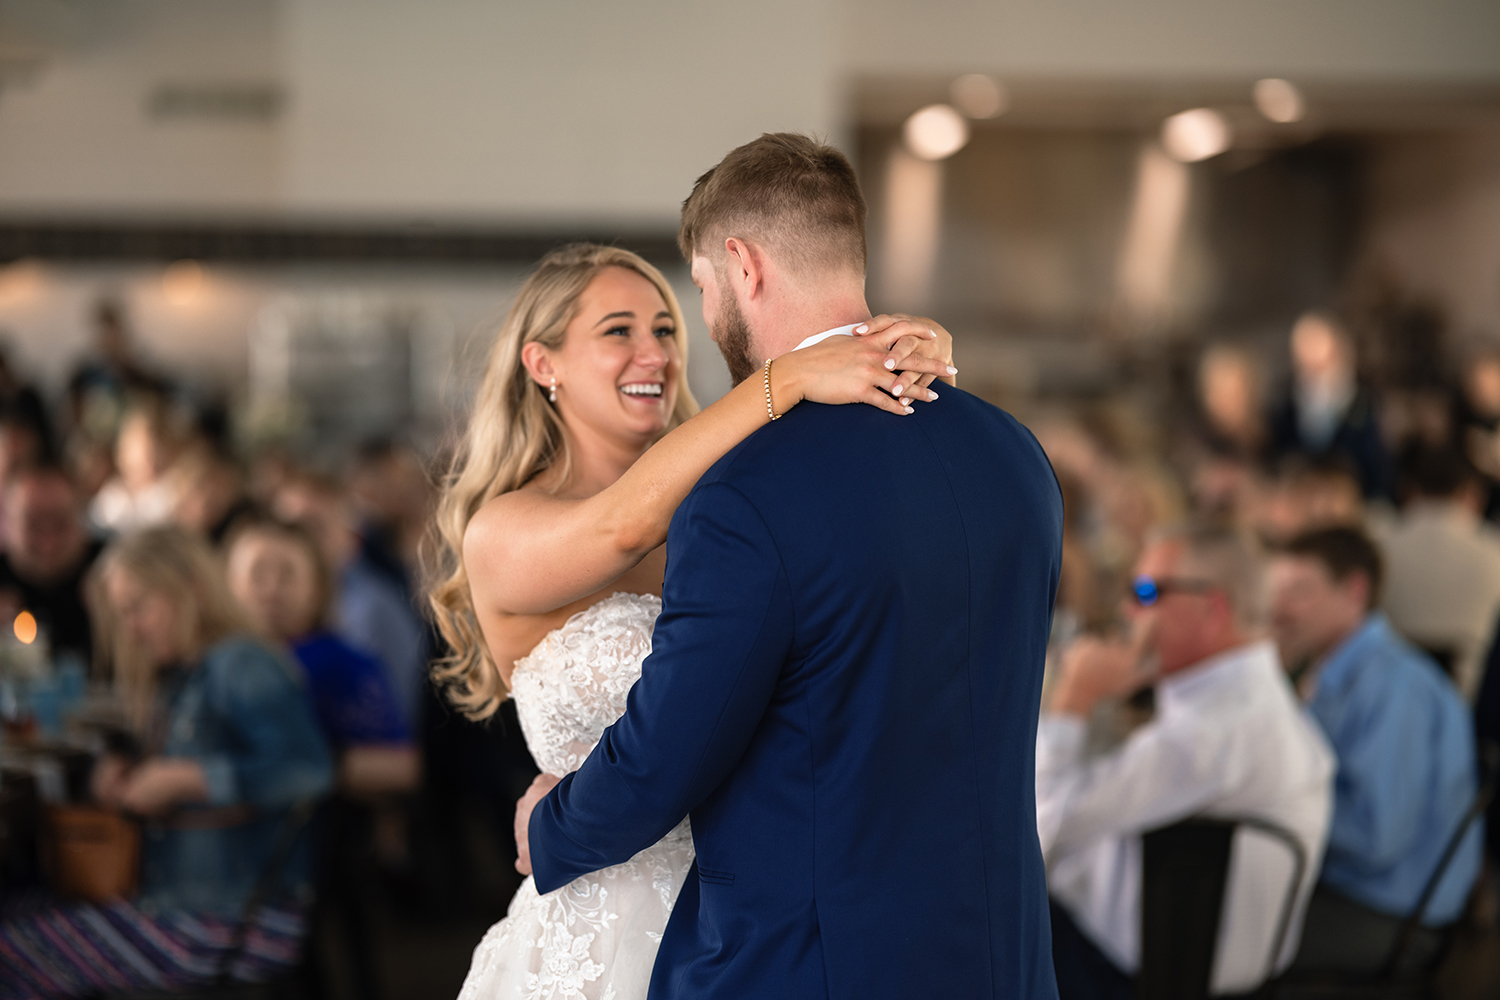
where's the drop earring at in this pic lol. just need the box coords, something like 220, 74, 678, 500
549, 377, 558, 403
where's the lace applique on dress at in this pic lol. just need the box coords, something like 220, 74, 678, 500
458, 593, 694, 1000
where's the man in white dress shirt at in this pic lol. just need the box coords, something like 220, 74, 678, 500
1037, 522, 1334, 999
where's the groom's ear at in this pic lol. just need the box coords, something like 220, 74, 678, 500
724, 237, 765, 301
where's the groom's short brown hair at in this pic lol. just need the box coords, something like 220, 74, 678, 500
678, 133, 867, 277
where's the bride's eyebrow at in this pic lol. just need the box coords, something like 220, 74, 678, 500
594, 311, 636, 327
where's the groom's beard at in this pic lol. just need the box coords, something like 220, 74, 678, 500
714, 294, 757, 386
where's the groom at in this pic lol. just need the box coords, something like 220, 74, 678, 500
517, 133, 1063, 999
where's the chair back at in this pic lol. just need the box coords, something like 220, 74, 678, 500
1379, 739, 1500, 980
214, 797, 324, 986
1139, 816, 1308, 1000
1140, 819, 1236, 999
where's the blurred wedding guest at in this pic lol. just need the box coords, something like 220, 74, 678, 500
347, 438, 434, 590
1475, 619, 1500, 870
0, 465, 103, 662
1037, 522, 1333, 1000
169, 444, 254, 545
0, 413, 46, 535
1198, 344, 1268, 461
1251, 460, 1366, 545
1377, 446, 1500, 697
274, 470, 427, 728
0, 337, 54, 456
0, 526, 332, 998
225, 514, 416, 793
89, 397, 184, 535
64, 430, 116, 502
1269, 311, 1393, 501
1270, 527, 1481, 974
1459, 345, 1500, 519
66, 298, 170, 439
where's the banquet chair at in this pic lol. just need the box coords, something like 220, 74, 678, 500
117, 796, 327, 1000
1138, 816, 1307, 1000
1271, 740, 1500, 1000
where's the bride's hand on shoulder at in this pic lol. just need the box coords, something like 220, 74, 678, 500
778, 321, 958, 417
855, 314, 956, 395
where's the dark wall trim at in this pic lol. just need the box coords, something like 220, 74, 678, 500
0, 220, 683, 267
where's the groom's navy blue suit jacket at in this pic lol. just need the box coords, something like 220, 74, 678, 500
531, 386, 1063, 1000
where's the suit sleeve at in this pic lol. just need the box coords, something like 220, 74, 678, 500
529, 480, 794, 893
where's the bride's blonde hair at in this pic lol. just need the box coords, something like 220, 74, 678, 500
429, 244, 699, 719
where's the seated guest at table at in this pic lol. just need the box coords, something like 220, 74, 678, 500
1270, 526, 1482, 974
168, 443, 254, 546
1375, 446, 1500, 698
0, 525, 333, 999
224, 513, 417, 794
273, 470, 428, 729
89, 397, 185, 536
1038, 522, 1334, 1000
0, 464, 103, 663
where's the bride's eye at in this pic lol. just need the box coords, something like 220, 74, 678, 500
604, 326, 631, 337
654, 327, 675, 339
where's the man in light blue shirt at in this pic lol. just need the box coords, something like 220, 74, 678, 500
1271, 525, 1482, 973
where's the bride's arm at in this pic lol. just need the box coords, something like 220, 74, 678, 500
466, 322, 956, 617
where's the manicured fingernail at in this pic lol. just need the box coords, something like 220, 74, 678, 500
928, 390, 939, 400
855, 323, 869, 333
928, 328, 937, 337
904, 405, 914, 414
884, 358, 896, 370
946, 366, 958, 375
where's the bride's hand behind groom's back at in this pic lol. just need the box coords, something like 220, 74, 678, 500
514, 772, 562, 876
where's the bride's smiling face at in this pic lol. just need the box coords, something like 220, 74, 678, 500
533, 266, 682, 446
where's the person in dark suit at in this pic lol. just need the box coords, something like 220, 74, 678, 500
516, 133, 1064, 1000
1267, 311, 1394, 502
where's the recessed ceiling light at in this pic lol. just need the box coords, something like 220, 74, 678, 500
904, 104, 970, 161
950, 75, 1009, 119
1161, 108, 1232, 163
1253, 78, 1305, 123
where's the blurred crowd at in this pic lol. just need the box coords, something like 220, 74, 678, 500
0, 300, 536, 998
1035, 304, 1500, 995
2, 289, 1498, 996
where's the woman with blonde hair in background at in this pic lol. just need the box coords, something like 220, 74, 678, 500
434, 243, 953, 998
0, 525, 333, 999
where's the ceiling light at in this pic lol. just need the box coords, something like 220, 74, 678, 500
162, 259, 206, 306
1161, 108, 1231, 163
1253, 78, 1305, 124
904, 105, 970, 161
950, 75, 1009, 119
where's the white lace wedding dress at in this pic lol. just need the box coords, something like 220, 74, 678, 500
459, 592, 695, 1000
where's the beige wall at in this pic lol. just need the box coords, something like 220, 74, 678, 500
1361, 129, 1500, 338
279, 0, 839, 225
842, 0, 1500, 80
0, 0, 282, 213
3, 0, 1498, 220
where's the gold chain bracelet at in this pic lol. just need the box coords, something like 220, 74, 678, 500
763, 357, 781, 421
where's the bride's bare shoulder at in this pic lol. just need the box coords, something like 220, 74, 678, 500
464, 487, 555, 568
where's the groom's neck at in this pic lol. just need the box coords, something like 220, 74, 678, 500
756, 280, 873, 360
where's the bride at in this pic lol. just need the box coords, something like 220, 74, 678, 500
430, 243, 953, 999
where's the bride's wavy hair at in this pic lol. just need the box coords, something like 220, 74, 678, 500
429, 244, 699, 720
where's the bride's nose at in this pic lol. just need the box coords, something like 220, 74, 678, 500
634, 333, 669, 371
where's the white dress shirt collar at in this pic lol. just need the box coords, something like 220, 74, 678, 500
1156, 639, 1279, 714
793, 323, 862, 352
